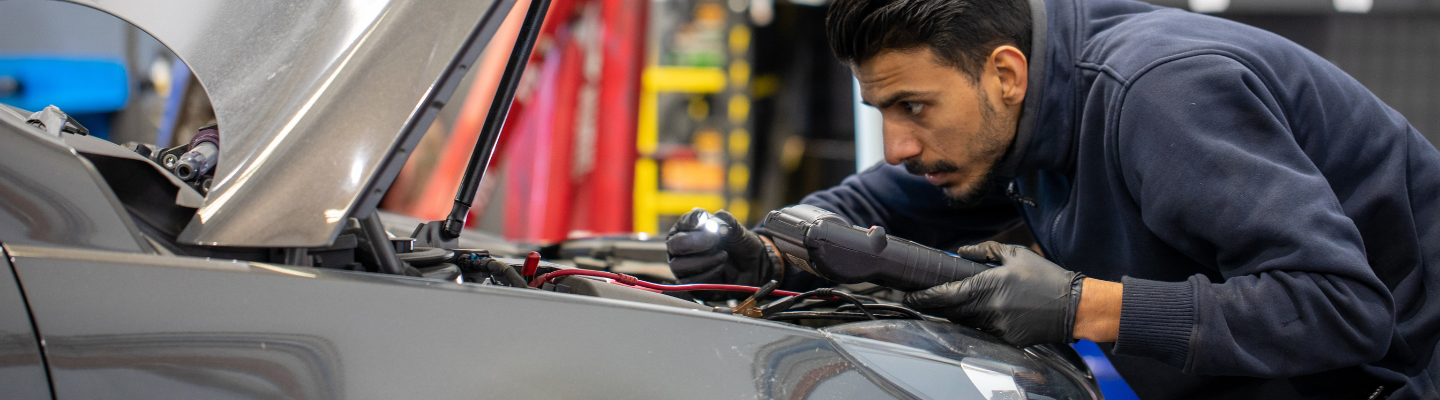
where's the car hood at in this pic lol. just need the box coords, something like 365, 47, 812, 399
62, 0, 515, 247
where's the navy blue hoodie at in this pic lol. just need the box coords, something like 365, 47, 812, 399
784, 0, 1440, 397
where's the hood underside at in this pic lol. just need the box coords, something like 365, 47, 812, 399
62, 0, 514, 247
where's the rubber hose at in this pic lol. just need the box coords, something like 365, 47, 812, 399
486, 259, 529, 288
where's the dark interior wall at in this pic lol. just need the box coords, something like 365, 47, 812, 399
1325, 15, 1440, 147
1225, 14, 1440, 147
751, 3, 859, 210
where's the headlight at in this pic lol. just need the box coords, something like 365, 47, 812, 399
823, 320, 1101, 400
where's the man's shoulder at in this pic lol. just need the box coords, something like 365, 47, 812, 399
1077, 3, 1311, 85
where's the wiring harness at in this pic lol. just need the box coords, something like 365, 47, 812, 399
530, 270, 932, 322
528, 269, 809, 296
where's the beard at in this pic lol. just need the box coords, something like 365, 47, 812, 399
906, 158, 998, 208
903, 89, 1010, 208
944, 169, 999, 208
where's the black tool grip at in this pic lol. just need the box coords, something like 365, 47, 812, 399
805, 221, 988, 291
764, 205, 990, 291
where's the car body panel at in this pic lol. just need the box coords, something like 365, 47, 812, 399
0, 248, 52, 400
6, 244, 920, 399
55, 0, 515, 247
0, 109, 1094, 398
0, 104, 147, 253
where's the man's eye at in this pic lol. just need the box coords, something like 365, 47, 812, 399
902, 102, 924, 115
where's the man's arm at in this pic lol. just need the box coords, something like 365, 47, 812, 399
1112, 55, 1393, 376
758, 163, 1022, 291
672, 163, 1021, 291
1075, 278, 1122, 342
788, 162, 1021, 251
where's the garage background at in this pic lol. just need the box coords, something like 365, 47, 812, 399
2, 1, 1435, 398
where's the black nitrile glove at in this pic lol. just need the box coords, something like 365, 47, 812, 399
666, 208, 779, 287
904, 241, 1084, 348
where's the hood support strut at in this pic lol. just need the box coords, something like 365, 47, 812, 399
435, 0, 553, 241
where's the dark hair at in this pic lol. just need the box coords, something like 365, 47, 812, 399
827, 0, 1032, 81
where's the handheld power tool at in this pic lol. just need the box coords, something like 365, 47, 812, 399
763, 204, 989, 291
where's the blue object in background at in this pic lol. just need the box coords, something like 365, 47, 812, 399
0, 55, 128, 139
1073, 339, 1141, 400
154, 59, 190, 147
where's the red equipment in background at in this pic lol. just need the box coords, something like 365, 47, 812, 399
400, 0, 645, 243
503, 26, 582, 241
403, 0, 530, 223
589, 0, 647, 235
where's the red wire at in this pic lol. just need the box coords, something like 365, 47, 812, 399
529, 269, 807, 297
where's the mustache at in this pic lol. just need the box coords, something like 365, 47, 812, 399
904, 159, 961, 175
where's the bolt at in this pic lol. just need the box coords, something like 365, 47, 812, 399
163, 154, 178, 169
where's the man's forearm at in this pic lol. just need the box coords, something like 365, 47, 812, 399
1074, 278, 1123, 342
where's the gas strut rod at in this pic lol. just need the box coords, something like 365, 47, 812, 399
442, 0, 553, 238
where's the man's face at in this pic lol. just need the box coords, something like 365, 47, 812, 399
854, 47, 1022, 206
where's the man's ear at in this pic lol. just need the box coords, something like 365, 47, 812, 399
989, 46, 1028, 107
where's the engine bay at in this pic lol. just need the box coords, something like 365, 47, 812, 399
0, 90, 1106, 399
62, 119, 932, 329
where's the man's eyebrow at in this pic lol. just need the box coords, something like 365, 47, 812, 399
867, 90, 937, 108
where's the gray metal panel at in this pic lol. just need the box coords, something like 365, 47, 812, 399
8, 244, 905, 399
54, 0, 511, 247
0, 247, 52, 400
0, 106, 147, 253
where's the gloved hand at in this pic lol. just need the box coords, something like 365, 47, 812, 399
666, 208, 779, 287
904, 241, 1084, 348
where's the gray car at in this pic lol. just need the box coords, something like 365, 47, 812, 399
0, 0, 1103, 398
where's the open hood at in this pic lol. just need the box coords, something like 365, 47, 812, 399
60, 0, 516, 247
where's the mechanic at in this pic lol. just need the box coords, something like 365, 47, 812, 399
664, 0, 1440, 398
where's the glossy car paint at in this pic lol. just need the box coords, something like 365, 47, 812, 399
0, 248, 51, 400
0, 105, 147, 253
56, 0, 515, 248
6, 244, 914, 399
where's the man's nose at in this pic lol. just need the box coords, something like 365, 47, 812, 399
882, 119, 921, 165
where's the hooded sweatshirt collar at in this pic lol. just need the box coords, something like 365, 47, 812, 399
995, 0, 1080, 178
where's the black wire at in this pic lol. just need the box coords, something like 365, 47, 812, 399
760, 288, 878, 320
790, 292, 880, 311
823, 290, 877, 320
789, 297, 843, 311
837, 304, 927, 320
764, 311, 884, 321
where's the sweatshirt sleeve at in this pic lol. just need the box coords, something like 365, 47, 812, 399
796, 162, 1021, 250
756, 163, 1022, 291
1112, 54, 1394, 377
